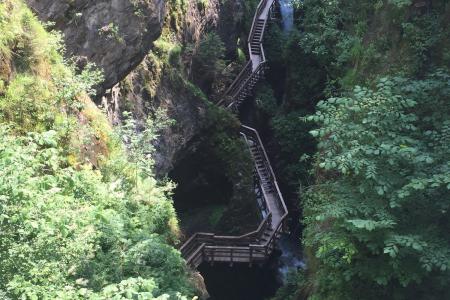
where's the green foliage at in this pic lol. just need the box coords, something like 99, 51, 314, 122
304, 73, 450, 299
272, 270, 309, 300
208, 205, 226, 227
0, 1, 197, 299
153, 36, 183, 67
167, 0, 187, 31
88, 277, 190, 300
192, 32, 226, 91
255, 83, 277, 116
0, 0, 100, 134
260, 1, 450, 299
0, 127, 193, 299
201, 105, 258, 233
237, 46, 246, 64
0, 0, 61, 70
299, 0, 449, 88
259, 23, 326, 195
119, 110, 175, 179
242, 0, 260, 33
272, 111, 315, 187
98, 23, 124, 44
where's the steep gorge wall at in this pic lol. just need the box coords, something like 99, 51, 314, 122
25, 0, 165, 91
103, 0, 246, 175
26, 0, 245, 176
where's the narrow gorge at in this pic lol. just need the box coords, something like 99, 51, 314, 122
1, 0, 449, 299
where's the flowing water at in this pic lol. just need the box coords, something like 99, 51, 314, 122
279, 0, 294, 32
277, 234, 306, 283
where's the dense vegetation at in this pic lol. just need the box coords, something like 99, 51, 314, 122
261, 0, 450, 299
140, 0, 257, 235
2, 0, 449, 299
0, 1, 196, 298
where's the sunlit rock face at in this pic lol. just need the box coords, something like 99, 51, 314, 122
26, 0, 245, 177
26, 0, 165, 90
103, 0, 245, 176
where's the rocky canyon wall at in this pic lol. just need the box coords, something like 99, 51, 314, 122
26, 0, 165, 90
27, 0, 245, 176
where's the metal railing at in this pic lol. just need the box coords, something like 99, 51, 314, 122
180, 126, 287, 268
179, 0, 287, 269
217, 0, 275, 109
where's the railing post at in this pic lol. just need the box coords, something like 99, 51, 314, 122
230, 248, 234, 267
180, 0, 288, 270
202, 244, 205, 260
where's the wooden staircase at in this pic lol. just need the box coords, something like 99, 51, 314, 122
217, 0, 276, 110
250, 20, 265, 55
179, 0, 287, 269
180, 126, 288, 268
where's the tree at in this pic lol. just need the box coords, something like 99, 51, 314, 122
192, 32, 225, 92
304, 73, 450, 299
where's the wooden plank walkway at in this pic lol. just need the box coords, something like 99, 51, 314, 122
179, 0, 288, 269
217, 0, 276, 110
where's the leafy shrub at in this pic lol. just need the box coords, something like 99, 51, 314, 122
0, 1, 196, 299
192, 32, 226, 91
304, 73, 450, 299
0, 127, 194, 299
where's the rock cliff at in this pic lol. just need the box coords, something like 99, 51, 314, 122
25, 0, 165, 90
26, 0, 245, 176
103, 0, 245, 175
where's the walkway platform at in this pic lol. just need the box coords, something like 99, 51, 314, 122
179, 0, 287, 269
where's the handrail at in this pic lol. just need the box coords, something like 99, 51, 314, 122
241, 132, 270, 217
218, 0, 275, 108
260, 44, 266, 64
248, 0, 267, 44
179, 0, 287, 268
241, 125, 288, 218
180, 212, 273, 266
180, 125, 287, 267
224, 60, 252, 96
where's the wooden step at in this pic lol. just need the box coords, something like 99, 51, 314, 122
263, 231, 273, 237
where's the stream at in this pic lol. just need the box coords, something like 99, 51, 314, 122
279, 0, 294, 32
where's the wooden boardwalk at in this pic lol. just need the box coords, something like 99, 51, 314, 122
180, 0, 288, 268
217, 0, 276, 110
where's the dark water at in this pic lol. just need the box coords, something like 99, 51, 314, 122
198, 253, 282, 300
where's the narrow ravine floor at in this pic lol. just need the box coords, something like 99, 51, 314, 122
198, 254, 282, 300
